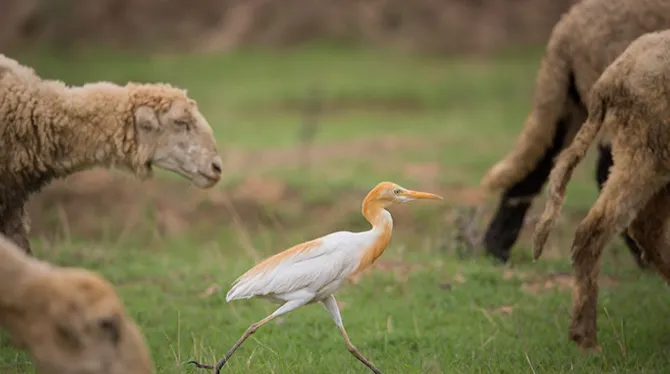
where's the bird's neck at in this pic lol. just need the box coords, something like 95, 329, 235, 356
361, 198, 392, 229
354, 199, 394, 274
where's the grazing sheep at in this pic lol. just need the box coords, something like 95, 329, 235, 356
532, 29, 670, 349
0, 54, 223, 255
0, 233, 154, 373
479, 0, 670, 266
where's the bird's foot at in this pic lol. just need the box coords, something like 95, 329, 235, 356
187, 357, 230, 373
186, 360, 215, 369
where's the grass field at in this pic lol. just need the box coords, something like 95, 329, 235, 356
2, 44, 670, 373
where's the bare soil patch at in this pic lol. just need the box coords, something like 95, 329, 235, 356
519, 272, 618, 296
259, 96, 429, 116
1, 0, 577, 55
223, 135, 436, 174
26, 136, 485, 246
26, 169, 482, 246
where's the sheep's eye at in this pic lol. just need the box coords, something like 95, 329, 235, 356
98, 316, 121, 345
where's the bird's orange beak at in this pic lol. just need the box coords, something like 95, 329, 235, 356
403, 189, 443, 200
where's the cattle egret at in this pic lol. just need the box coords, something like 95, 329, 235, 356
188, 181, 443, 373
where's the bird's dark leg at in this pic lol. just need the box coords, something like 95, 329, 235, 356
322, 295, 383, 374
188, 299, 307, 373
188, 314, 275, 372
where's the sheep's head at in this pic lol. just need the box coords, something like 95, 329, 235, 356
131, 84, 223, 189
13, 269, 154, 374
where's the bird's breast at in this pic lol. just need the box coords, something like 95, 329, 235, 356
352, 222, 393, 275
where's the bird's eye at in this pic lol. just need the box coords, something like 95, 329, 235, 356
393, 188, 402, 195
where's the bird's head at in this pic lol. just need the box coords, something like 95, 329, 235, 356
366, 181, 443, 208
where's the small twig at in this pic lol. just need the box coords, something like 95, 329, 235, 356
479, 330, 499, 349
524, 352, 538, 374
151, 218, 164, 244
0, 360, 32, 374
263, 204, 289, 243
604, 307, 627, 361
221, 193, 261, 263
56, 203, 71, 244
0, 362, 32, 368
113, 205, 143, 249
465, 203, 486, 249
447, 203, 487, 258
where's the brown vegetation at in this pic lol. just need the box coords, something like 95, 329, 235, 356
0, 234, 154, 373
0, 54, 222, 255
532, 29, 670, 349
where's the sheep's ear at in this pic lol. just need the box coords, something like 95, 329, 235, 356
134, 106, 160, 132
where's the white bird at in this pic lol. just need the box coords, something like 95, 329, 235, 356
188, 181, 443, 373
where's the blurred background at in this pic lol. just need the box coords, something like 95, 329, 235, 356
2, 0, 587, 246
1, 0, 576, 53
6, 1, 669, 374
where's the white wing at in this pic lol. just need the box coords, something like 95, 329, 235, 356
225, 230, 372, 302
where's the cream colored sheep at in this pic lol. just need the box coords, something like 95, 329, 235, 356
478, 0, 670, 266
0, 233, 154, 373
0, 54, 223, 255
532, 29, 670, 350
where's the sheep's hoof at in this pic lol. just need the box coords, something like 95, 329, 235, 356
568, 327, 599, 352
577, 343, 602, 354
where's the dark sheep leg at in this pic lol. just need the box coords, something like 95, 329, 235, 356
483, 123, 567, 262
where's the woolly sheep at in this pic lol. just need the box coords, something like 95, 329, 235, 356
532, 29, 670, 350
0, 233, 154, 373
0, 54, 223, 255
478, 0, 670, 266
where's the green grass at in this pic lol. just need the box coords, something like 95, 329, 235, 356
2, 44, 669, 373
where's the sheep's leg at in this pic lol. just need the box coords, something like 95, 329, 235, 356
483, 120, 568, 263
569, 160, 667, 349
484, 83, 588, 262
595, 143, 646, 268
628, 186, 670, 282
